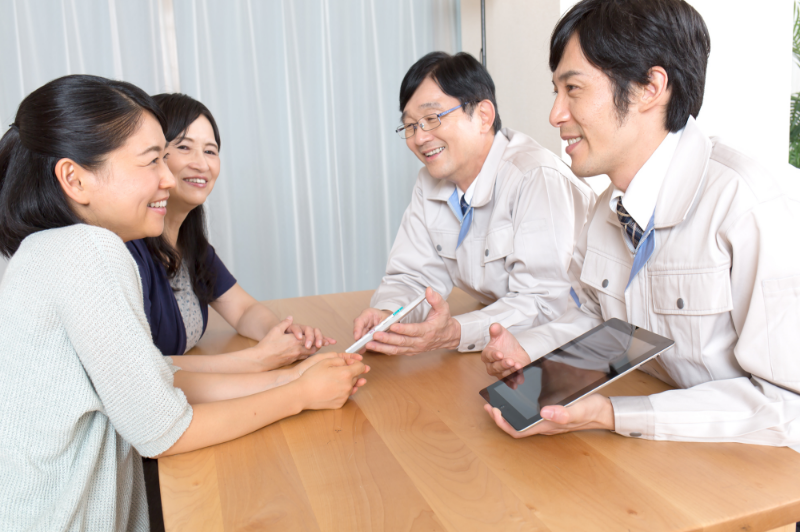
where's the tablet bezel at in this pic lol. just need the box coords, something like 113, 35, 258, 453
344, 293, 426, 353
478, 318, 674, 432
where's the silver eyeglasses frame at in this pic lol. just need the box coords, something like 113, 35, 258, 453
395, 104, 465, 139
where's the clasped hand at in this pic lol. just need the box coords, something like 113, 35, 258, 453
352, 287, 461, 356
251, 316, 336, 370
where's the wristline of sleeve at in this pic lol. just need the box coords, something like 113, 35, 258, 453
372, 299, 403, 314
133, 389, 194, 458
609, 395, 654, 439
454, 311, 490, 352
516, 333, 564, 363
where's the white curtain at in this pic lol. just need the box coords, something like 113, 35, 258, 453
0, 0, 461, 299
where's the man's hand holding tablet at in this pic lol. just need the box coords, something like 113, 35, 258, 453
481, 319, 673, 438
484, 394, 615, 438
348, 292, 429, 353
352, 287, 462, 356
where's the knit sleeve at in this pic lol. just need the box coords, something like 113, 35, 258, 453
56, 226, 193, 458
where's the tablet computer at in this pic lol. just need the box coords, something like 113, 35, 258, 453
345, 293, 427, 353
478, 318, 674, 432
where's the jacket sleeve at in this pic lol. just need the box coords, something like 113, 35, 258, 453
370, 175, 454, 324
509, 189, 605, 361
453, 166, 597, 351
611, 191, 800, 446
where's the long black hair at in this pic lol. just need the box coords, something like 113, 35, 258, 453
145, 93, 222, 305
0, 75, 166, 257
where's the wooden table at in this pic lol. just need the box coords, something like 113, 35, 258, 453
160, 289, 800, 532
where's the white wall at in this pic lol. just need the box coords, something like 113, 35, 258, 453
461, 0, 795, 195
790, 1, 799, 116
460, 0, 562, 154
688, 0, 794, 166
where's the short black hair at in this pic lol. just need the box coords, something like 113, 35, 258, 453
550, 0, 710, 132
146, 93, 221, 305
399, 51, 501, 133
0, 75, 165, 257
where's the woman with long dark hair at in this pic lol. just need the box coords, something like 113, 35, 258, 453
0, 75, 368, 531
125, 93, 329, 372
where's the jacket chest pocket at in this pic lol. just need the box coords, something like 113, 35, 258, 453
649, 267, 732, 315
580, 248, 630, 319
482, 224, 514, 266
429, 230, 458, 260
763, 275, 800, 382
580, 248, 629, 301
647, 267, 734, 384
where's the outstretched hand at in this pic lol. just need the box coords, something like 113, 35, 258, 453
480, 323, 530, 378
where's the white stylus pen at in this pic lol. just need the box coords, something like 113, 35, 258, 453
345, 293, 427, 353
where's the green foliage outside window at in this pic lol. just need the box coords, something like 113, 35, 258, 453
791, 2, 800, 167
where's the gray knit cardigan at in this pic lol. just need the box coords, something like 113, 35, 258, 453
0, 224, 193, 531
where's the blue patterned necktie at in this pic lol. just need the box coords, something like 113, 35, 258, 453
616, 196, 656, 290
447, 189, 473, 248
616, 197, 644, 249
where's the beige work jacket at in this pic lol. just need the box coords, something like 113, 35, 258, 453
515, 117, 800, 445
371, 129, 595, 352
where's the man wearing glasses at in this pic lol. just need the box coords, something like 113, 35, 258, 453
352, 51, 595, 357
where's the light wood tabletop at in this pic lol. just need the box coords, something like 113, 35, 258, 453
159, 289, 800, 532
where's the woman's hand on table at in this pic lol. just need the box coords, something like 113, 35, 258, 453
251, 316, 336, 370
484, 394, 615, 438
286, 320, 335, 351
293, 351, 363, 379
297, 355, 370, 410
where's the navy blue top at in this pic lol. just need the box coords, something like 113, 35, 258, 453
125, 240, 237, 357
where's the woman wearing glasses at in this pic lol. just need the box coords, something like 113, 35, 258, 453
0, 75, 368, 531
126, 93, 333, 373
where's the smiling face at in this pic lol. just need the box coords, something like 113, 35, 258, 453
401, 76, 490, 186
164, 115, 220, 212
550, 34, 638, 183
81, 112, 174, 241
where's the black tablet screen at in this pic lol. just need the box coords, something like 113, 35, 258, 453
479, 319, 672, 431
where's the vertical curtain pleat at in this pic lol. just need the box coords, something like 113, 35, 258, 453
0, 0, 460, 297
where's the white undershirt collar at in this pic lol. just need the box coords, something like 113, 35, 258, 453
456, 177, 477, 206
608, 127, 684, 229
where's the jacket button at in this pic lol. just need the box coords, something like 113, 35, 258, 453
602, 279, 609, 288
677, 298, 684, 309
436, 244, 442, 251
467, 344, 475, 350
630, 432, 642, 438
485, 249, 489, 256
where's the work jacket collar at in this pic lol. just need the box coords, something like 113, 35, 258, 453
605, 117, 712, 232
430, 130, 510, 208
653, 117, 713, 229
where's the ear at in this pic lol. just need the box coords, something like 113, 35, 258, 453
54, 158, 92, 206
475, 100, 496, 134
639, 66, 670, 113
